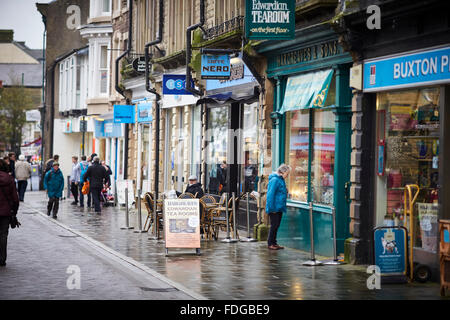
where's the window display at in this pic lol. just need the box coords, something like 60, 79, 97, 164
284, 108, 336, 205
375, 87, 440, 252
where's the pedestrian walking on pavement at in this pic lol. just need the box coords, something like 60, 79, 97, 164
0, 159, 19, 267
44, 162, 64, 219
265, 164, 291, 250
83, 156, 107, 213
70, 156, 79, 205
74, 155, 90, 208
15, 154, 32, 202
44, 155, 59, 174
8, 152, 16, 179
101, 160, 112, 187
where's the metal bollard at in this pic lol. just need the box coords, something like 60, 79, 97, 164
120, 187, 134, 230
134, 189, 147, 233
323, 207, 345, 265
222, 193, 237, 243
240, 192, 257, 242
302, 202, 322, 266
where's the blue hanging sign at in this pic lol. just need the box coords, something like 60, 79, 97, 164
373, 227, 408, 276
137, 103, 153, 123
113, 105, 135, 124
163, 75, 194, 95
201, 54, 231, 80
364, 45, 450, 92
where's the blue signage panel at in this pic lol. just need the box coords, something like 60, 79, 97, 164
374, 227, 408, 276
364, 46, 450, 91
94, 119, 122, 138
201, 54, 231, 80
137, 103, 153, 123
163, 75, 194, 95
113, 105, 135, 124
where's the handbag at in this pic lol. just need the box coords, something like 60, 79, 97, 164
10, 216, 21, 229
82, 180, 90, 195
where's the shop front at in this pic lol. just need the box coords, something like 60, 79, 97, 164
201, 61, 261, 198
363, 45, 450, 278
256, 26, 353, 256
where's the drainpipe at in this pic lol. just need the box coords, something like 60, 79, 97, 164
114, 0, 133, 179
144, 0, 163, 201
39, 15, 46, 189
185, 0, 205, 97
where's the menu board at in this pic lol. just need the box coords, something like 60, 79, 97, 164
164, 199, 200, 249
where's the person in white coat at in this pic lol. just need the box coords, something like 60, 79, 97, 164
15, 155, 31, 202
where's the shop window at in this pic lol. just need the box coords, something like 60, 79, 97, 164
375, 87, 440, 252
242, 102, 259, 193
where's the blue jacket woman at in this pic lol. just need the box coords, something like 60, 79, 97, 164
265, 164, 291, 250
44, 166, 64, 198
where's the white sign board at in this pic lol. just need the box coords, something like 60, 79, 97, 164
116, 180, 135, 208
164, 199, 200, 249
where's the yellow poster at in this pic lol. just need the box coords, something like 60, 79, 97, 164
164, 199, 200, 249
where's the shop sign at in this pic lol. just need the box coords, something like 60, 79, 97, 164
364, 45, 450, 92
132, 56, 146, 74
245, 0, 295, 40
274, 41, 340, 68
373, 227, 408, 276
164, 199, 200, 249
62, 119, 72, 133
201, 54, 231, 80
163, 75, 194, 95
206, 62, 256, 91
137, 102, 153, 123
113, 104, 135, 123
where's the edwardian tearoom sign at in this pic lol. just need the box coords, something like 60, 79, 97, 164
245, 0, 295, 40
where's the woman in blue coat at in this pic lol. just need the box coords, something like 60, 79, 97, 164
44, 162, 64, 219
265, 164, 291, 250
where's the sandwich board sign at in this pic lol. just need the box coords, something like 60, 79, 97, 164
164, 199, 201, 254
373, 226, 408, 283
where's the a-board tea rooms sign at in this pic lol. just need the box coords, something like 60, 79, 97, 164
164, 199, 200, 249
245, 0, 295, 40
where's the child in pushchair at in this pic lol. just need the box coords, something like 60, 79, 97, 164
100, 183, 115, 207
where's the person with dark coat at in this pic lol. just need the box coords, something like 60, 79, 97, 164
44, 162, 64, 219
0, 159, 20, 266
83, 156, 107, 213
8, 153, 16, 178
217, 161, 228, 194
185, 175, 204, 199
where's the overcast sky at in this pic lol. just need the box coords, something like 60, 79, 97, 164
0, 0, 53, 49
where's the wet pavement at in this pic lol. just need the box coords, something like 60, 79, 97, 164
20, 191, 446, 300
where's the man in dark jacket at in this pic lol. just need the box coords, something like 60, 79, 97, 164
0, 159, 19, 266
185, 175, 204, 199
83, 156, 107, 213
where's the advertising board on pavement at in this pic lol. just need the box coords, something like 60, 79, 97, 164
164, 199, 200, 249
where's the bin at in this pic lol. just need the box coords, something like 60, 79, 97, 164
439, 219, 450, 296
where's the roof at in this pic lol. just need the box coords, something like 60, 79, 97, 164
0, 43, 39, 64
0, 63, 43, 87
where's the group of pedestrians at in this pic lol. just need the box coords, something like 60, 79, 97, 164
43, 153, 112, 218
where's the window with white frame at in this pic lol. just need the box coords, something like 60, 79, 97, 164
58, 53, 89, 112
90, 0, 111, 18
88, 39, 111, 98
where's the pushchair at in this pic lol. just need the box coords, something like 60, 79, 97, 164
100, 184, 115, 207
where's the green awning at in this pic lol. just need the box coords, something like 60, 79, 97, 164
279, 69, 334, 113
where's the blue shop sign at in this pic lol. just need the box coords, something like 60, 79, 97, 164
94, 119, 122, 138
364, 45, 450, 92
206, 62, 256, 91
201, 54, 230, 80
373, 227, 408, 276
137, 102, 153, 123
113, 104, 135, 123
163, 75, 194, 95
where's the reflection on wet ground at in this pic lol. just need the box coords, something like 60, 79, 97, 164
22, 192, 445, 300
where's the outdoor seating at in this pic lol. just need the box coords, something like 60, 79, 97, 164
199, 195, 217, 238
178, 192, 195, 199
143, 192, 163, 234
208, 194, 238, 240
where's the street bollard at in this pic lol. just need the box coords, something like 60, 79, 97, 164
323, 206, 345, 265
222, 193, 237, 243
121, 187, 134, 230
134, 189, 147, 233
240, 192, 257, 242
302, 202, 323, 266
231, 192, 239, 241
